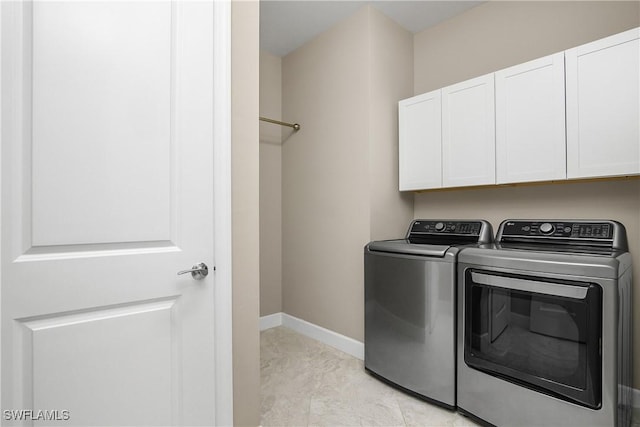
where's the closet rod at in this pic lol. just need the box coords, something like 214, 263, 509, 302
259, 116, 301, 131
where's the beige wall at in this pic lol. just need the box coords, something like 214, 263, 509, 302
282, 6, 413, 341
260, 51, 283, 145
259, 51, 283, 316
414, 1, 640, 93
368, 9, 415, 240
282, 7, 371, 341
412, 0, 640, 389
232, 1, 260, 425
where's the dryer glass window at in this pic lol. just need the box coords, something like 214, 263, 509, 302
464, 269, 602, 409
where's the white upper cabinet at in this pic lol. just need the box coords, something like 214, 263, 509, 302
442, 74, 496, 187
398, 90, 442, 190
566, 28, 640, 179
495, 53, 567, 184
398, 27, 639, 192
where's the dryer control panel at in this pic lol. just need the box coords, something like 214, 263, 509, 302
501, 221, 613, 239
497, 220, 627, 251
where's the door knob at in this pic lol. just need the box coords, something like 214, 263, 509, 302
177, 262, 209, 280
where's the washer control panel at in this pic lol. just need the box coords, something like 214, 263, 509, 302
410, 220, 482, 235
407, 220, 494, 245
501, 220, 613, 240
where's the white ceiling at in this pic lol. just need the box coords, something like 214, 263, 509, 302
260, 1, 485, 57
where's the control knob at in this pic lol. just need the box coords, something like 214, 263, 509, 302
435, 222, 445, 232
539, 222, 555, 235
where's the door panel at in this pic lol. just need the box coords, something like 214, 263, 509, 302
2, 2, 220, 425
566, 28, 640, 178
22, 299, 177, 426
442, 74, 496, 187
32, 1, 173, 246
495, 53, 566, 184
398, 90, 442, 190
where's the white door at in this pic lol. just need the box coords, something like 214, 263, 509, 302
566, 27, 640, 179
1, 1, 232, 426
398, 90, 442, 191
442, 74, 496, 188
495, 53, 566, 184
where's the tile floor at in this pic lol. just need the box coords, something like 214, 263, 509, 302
261, 326, 640, 427
260, 326, 479, 426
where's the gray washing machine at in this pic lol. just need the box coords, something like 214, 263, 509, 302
364, 219, 493, 408
457, 219, 633, 427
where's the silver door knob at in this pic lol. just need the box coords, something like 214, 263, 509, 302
177, 262, 209, 280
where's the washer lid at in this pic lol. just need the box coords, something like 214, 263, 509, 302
367, 240, 451, 257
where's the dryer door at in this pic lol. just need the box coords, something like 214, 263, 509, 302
463, 269, 602, 409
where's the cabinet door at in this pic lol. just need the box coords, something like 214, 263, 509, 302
442, 74, 495, 187
566, 28, 640, 179
496, 53, 566, 184
398, 90, 442, 190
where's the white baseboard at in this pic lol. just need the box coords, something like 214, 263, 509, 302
259, 312, 283, 331
259, 312, 364, 360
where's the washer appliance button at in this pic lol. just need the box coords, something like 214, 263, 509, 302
539, 223, 555, 235
435, 222, 445, 232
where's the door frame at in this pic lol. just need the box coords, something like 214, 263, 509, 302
212, 0, 234, 425
0, 1, 234, 424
